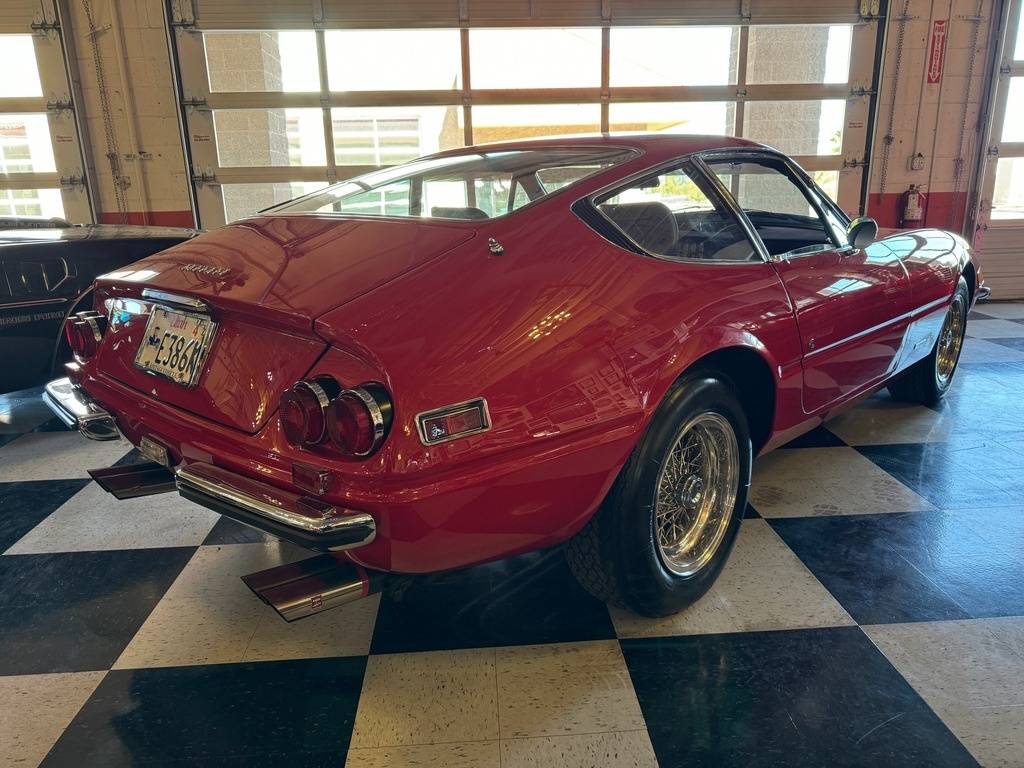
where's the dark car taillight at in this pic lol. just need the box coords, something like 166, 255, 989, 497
65, 312, 106, 360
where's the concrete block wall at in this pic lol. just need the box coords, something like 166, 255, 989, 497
867, 0, 997, 233
65, 0, 193, 227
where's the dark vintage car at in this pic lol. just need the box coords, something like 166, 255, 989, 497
1, 222, 195, 393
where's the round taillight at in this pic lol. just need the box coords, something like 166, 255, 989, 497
326, 385, 391, 458
279, 380, 333, 447
65, 319, 98, 359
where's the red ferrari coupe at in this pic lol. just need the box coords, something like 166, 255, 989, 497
46, 135, 984, 619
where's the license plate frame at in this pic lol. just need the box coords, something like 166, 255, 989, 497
134, 306, 217, 388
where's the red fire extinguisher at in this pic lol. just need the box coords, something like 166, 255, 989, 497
899, 184, 927, 228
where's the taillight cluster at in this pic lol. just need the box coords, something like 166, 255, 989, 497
280, 377, 392, 459
64, 311, 106, 361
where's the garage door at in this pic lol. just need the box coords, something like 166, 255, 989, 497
974, 0, 1024, 298
167, 0, 883, 228
0, 0, 92, 223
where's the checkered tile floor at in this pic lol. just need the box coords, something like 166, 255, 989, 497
2, 303, 1024, 767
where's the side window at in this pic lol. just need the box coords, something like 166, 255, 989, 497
5, 258, 68, 297
331, 180, 410, 216
595, 164, 757, 262
706, 158, 836, 258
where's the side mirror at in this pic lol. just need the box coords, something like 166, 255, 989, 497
847, 216, 878, 249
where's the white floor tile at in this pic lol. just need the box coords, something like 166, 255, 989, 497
0, 431, 132, 481
750, 447, 934, 517
5, 482, 220, 554
611, 519, 853, 637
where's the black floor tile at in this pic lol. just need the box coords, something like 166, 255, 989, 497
743, 503, 761, 519
0, 548, 195, 674
622, 627, 979, 768
370, 548, 615, 654
41, 657, 365, 767
202, 516, 276, 545
777, 425, 846, 449
858, 442, 1024, 508
771, 512, 1024, 622
0, 479, 90, 552
0, 431, 22, 447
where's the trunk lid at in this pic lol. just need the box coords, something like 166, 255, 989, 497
93, 215, 475, 433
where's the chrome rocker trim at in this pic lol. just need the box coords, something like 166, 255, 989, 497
175, 462, 376, 552
43, 377, 121, 441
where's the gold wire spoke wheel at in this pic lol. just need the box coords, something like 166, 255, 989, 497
654, 412, 739, 577
936, 295, 966, 386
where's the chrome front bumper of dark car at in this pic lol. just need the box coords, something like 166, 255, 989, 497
43, 377, 121, 441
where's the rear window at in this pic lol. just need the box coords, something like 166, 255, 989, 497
271, 147, 638, 220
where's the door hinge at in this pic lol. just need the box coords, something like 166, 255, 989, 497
987, 145, 1000, 157
181, 96, 209, 111
1000, 64, 1013, 76
60, 174, 87, 188
191, 170, 218, 187
30, 18, 61, 35
46, 99, 75, 114
843, 158, 869, 169
849, 86, 875, 98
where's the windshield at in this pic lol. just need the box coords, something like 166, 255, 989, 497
271, 147, 638, 220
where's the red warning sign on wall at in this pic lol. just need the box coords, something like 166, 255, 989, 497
927, 20, 949, 84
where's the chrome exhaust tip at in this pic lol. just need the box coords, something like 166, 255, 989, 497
241, 553, 382, 622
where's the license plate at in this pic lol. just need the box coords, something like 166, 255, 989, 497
134, 307, 216, 387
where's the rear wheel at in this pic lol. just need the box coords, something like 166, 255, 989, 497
888, 277, 969, 406
567, 372, 752, 617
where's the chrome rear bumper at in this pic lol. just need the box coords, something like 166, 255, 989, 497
43, 377, 120, 441
176, 462, 376, 552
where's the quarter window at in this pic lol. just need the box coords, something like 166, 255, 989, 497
595, 164, 757, 262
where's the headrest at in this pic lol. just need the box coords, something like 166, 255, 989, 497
600, 202, 679, 254
431, 206, 490, 220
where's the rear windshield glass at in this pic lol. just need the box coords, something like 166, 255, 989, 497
270, 147, 638, 220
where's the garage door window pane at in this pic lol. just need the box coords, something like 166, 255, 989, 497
205, 31, 319, 92
609, 102, 735, 136
469, 29, 601, 89
610, 27, 737, 86
0, 188, 64, 219
326, 30, 461, 90
1015, 9, 1024, 60
332, 107, 463, 166
743, 100, 845, 156
0, 36, 42, 96
812, 170, 839, 202
747, 26, 852, 84
0, 114, 55, 173
1001, 79, 1024, 142
469, 104, 600, 143
213, 109, 325, 167
222, 181, 329, 223
993, 158, 1024, 219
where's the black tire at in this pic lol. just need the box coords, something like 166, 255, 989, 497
888, 277, 969, 406
566, 372, 752, 617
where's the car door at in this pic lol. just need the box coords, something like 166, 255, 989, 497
702, 153, 913, 413
0, 247, 74, 392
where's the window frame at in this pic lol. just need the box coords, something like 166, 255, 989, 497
695, 147, 850, 261
576, 153, 767, 265
171, 16, 879, 228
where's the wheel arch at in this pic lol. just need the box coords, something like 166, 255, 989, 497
669, 343, 778, 455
